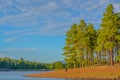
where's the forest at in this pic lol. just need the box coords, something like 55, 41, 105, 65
1, 4, 120, 70
63, 4, 120, 68
0, 57, 64, 70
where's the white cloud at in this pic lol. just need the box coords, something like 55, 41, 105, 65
113, 3, 120, 12
5, 37, 18, 42
62, 0, 109, 11
0, 48, 38, 53
5, 27, 40, 35
48, 1, 57, 7
0, 0, 119, 39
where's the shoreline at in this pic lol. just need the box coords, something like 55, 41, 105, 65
25, 66, 120, 80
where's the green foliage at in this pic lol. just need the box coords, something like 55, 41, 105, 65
0, 57, 65, 70
97, 4, 120, 66
0, 57, 49, 70
63, 19, 97, 68
53, 61, 64, 69
63, 4, 120, 68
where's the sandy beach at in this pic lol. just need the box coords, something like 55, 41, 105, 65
26, 66, 120, 79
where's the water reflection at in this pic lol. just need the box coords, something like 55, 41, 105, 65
0, 71, 85, 80
0, 71, 90, 80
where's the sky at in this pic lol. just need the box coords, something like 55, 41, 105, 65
0, 0, 120, 63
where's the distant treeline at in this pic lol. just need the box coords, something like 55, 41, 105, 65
0, 57, 65, 70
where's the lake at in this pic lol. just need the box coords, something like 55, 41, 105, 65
0, 71, 85, 80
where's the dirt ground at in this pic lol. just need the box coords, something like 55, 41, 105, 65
26, 66, 120, 80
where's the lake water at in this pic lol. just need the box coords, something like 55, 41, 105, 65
0, 71, 85, 80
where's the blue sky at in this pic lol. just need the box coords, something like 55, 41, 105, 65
0, 0, 120, 63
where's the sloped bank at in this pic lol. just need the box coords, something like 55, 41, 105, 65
25, 66, 120, 80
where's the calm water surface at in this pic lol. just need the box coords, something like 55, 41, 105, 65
0, 71, 85, 80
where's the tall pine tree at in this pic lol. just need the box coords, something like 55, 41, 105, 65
98, 4, 120, 66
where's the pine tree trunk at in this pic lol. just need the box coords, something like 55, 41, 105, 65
90, 52, 92, 65
99, 52, 101, 65
74, 62, 76, 69
96, 52, 99, 64
82, 53, 84, 67
92, 53, 94, 66
89, 52, 91, 66
74, 63, 76, 69
79, 63, 81, 68
114, 47, 118, 63
106, 50, 109, 65
105, 50, 107, 64
109, 49, 114, 66
87, 51, 89, 66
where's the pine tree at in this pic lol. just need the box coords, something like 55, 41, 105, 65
63, 4, 120, 68
76, 19, 87, 67
63, 24, 78, 69
86, 23, 97, 66
98, 4, 120, 66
